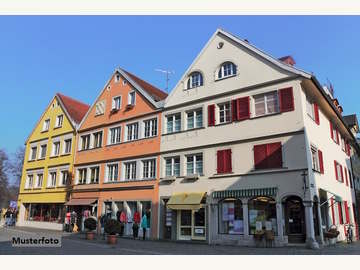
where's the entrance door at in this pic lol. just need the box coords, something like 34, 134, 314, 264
177, 208, 206, 241
284, 196, 306, 243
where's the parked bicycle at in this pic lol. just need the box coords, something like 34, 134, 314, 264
346, 224, 353, 244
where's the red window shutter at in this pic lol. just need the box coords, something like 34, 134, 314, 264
344, 201, 350, 224
237, 96, 250, 120
336, 130, 340, 144
208, 104, 215, 126
231, 100, 238, 121
334, 161, 338, 181
254, 144, 267, 170
345, 168, 349, 186
217, 150, 224, 174
340, 165, 344, 182
279, 87, 294, 112
224, 149, 232, 173
331, 198, 335, 225
338, 202, 343, 224
349, 169, 353, 188
318, 150, 324, 174
267, 142, 282, 168
314, 103, 320, 125
330, 121, 334, 140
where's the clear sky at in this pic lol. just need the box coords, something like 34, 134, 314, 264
0, 16, 359, 155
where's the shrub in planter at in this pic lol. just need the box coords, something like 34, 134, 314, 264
104, 219, 121, 244
84, 218, 97, 240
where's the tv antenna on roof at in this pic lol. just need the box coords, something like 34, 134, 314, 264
155, 69, 174, 92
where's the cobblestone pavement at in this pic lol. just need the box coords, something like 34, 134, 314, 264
1, 226, 360, 255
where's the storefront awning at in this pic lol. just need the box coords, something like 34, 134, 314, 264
65, 198, 97, 206
167, 192, 206, 210
319, 189, 342, 205
212, 187, 278, 199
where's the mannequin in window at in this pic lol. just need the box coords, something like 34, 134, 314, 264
140, 213, 148, 240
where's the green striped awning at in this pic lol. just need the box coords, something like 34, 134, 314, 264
212, 187, 278, 199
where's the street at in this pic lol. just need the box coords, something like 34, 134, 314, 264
1, 226, 360, 255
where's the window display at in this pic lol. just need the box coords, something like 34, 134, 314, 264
219, 199, 243, 234
25, 203, 64, 223
248, 197, 277, 234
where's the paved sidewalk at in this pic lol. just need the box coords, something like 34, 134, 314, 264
1, 226, 360, 255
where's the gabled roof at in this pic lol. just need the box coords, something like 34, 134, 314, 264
343, 114, 359, 129
56, 93, 90, 125
78, 67, 167, 130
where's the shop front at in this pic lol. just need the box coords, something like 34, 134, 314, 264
65, 198, 98, 232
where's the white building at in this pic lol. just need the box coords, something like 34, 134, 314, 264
157, 29, 359, 248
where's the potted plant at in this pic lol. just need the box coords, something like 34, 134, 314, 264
323, 225, 340, 245
84, 217, 97, 240
132, 223, 139, 239
104, 219, 121, 244
254, 229, 264, 241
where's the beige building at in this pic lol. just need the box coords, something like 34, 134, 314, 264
157, 29, 359, 248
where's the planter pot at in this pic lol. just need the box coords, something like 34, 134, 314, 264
86, 231, 95, 240
107, 234, 117, 245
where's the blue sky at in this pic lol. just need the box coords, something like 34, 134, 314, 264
0, 16, 359, 155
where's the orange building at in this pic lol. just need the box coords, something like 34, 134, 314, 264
70, 68, 167, 238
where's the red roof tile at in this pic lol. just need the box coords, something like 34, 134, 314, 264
56, 93, 90, 124
121, 69, 168, 102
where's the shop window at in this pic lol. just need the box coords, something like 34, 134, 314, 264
248, 196, 277, 235
25, 203, 64, 223
219, 199, 243, 234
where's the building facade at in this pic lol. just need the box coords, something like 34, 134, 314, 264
158, 29, 359, 247
71, 68, 167, 238
17, 93, 89, 230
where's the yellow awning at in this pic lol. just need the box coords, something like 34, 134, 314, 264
167, 192, 206, 210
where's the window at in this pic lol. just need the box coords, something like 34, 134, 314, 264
217, 149, 232, 174
112, 96, 122, 110
95, 100, 105, 116
254, 142, 282, 170
48, 172, 57, 187
248, 197, 277, 235
254, 92, 279, 116
311, 146, 320, 172
42, 119, 50, 131
81, 134, 90, 150
218, 102, 231, 124
187, 72, 203, 89
334, 161, 343, 182
186, 153, 203, 175
330, 123, 339, 144
128, 91, 136, 106
36, 174, 43, 188
124, 162, 136, 180
166, 114, 181, 133
109, 126, 121, 145
127, 123, 139, 141
165, 157, 180, 177
63, 139, 72, 154
115, 74, 121, 82
341, 136, 346, 151
187, 109, 202, 129
107, 164, 119, 182
90, 166, 100, 184
142, 159, 156, 179
30, 146, 37, 160
306, 97, 319, 124
219, 199, 243, 234
78, 168, 87, 185
60, 171, 69, 186
93, 131, 103, 148
55, 115, 63, 128
218, 62, 237, 79
40, 144, 47, 159
144, 118, 157, 138
26, 175, 34, 189
52, 141, 60, 156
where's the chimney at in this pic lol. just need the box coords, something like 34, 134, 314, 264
278, 55, 296, 66
332, 98, 343, 115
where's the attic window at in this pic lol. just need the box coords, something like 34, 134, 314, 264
95, 100, 105, 116
217, 62, 237, 80
115, 74, 121, 83
107, 85, 111, 91
123, 80, 127, 85
186, 72, 203, 89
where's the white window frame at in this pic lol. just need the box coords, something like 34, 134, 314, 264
77, 167, 88, 185
59, 170, 69, 186
126, 122, 139, 141
306, 97, 315, 120
42, 119, 50, 132
92, 131, 103, 148
143, 118, 158, 138
51, 139, 60, 157
128, 91, 136, 106
63, 138, 72, 154
142, 159, 156, 179
186, 72, 203, 89
186, 153, 203, 176
55, 114, 64, 128
47, 171, 57, 188
124, 161, 137, 181
336, 162, 343, 182
106, 163, 119, 182
108, 125, 122, 145
80, 134, 91, 151
115, 73, 121, 83
90, 166, 100, 184
217, 62, 237, 80
35, 173, 43, 188
253, 91, 279, 117
218, 102, 231, 124
95, 100, 106, 116
29, 145, 37, 161
26, 174, 34, 189
311, 145, 320, 172
186, 109, 203, 130
112, 95, 122, 111
164, 156, 180, 177
166, 113, 181, 134
39, 143, 47, 159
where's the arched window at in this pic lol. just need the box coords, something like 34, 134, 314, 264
187, 72, 203, 89
219, 198, 243, 234
218, 62, 237, 79
248, 196, 277, 235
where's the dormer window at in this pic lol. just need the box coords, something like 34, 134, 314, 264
217, 62, 237, 79
186, 72, 203, 89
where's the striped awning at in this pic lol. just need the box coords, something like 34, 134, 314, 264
212, 187, 278, 199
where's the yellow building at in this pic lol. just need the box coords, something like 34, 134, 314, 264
17, 93, 89, 230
